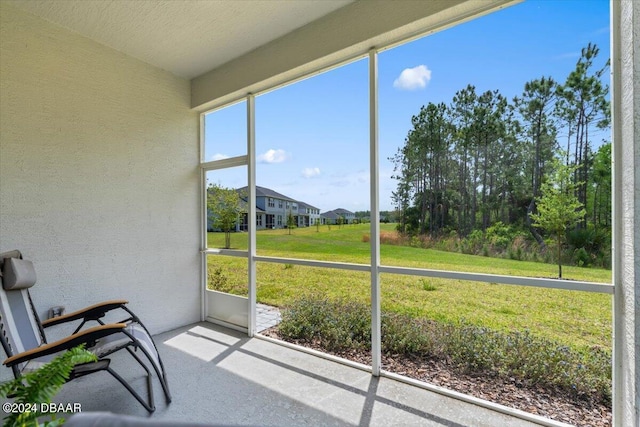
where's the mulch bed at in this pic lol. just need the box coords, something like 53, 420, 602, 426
261, 328, 611, 427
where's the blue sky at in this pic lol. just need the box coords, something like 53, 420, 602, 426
204, 0, 610, 213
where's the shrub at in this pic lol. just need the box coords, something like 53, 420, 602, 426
566, 227, 606, 253
276, 296, 611, 405
207, 266, 229, 291
279, 296, 370, 352
573, 247, 591, 267
460, 230, 485, 254
482, 244, 490, 257
380, 231, 405, 246
510, 235, 528, 260
486, 221, 513, 251
566, 227, 611, 268
444, 322, 514, 374
437, 234, 459, 252
381, 313, 435, 356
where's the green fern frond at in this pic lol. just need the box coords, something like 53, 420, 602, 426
1, 346, 96, 427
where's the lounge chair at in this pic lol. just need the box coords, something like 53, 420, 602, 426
0, 250, 171, 412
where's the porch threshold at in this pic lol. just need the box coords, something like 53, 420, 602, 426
55, 322, 545, 426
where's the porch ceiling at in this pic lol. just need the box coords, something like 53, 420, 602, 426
3, 0, 353, 79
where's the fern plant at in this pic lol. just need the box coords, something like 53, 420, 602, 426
0, 345, 97, 427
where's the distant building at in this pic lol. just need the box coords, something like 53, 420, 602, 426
321, 208, 356, 225
297, 201, 321, 227
208, 187, 360, 230
234, 186, 293, 230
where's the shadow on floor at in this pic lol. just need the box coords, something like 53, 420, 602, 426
53, 322, 539, 426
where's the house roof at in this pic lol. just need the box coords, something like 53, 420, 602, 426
236, 186, 296, 202
297, 201, 320, 211
333, 208, 354, 215
238, 198, 266, 214
322, 208, 355, 217
238, 186, 322, 213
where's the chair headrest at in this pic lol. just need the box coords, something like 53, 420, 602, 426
2, 257, 37, 290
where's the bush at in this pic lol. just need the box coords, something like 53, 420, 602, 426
446, 323, 506, 373
278, 296, 370, 352
482, 244, 490, 257
486, 221, 513, 251
380, 231, 406, 246
207, 266, 229, 291
277, 296, 611, 405
382, 223, 610, 270
566, 227, 611, 268
382, 313, 435, 356
573, 247, 591, 267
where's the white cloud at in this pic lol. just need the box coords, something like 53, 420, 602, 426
329, 170, 369, 187
393, 65, 432, 90
301, 167, 321, 178
553, 52, 580, 60
209, 153, 229, 161
257, 149, 290, 163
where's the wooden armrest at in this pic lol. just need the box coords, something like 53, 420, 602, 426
3, 323, 127, 367
41, 299, 129, 328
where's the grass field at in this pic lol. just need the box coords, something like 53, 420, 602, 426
207, 223, 612, 351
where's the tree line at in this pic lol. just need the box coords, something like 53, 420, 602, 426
390, 43, 610, 266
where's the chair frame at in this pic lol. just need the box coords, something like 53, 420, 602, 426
0, 251, 171, 412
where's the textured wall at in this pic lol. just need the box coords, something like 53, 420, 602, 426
615, 0, 639, 425
0, 5, 200, 338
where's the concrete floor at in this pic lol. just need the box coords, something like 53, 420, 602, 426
54, 322, 543, 426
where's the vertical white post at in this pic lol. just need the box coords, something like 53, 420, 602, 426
200, 114, 207, 322
247, 94, 257, 337
201, 170, 208, 322
611, 1, 639, 425
369, 49, 381, 376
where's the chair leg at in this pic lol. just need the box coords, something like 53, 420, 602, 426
118, 311, 172, 404
106, 367, 155, 413
124, 346, 160, 409
126, 344, 172, 404
93, 313, 169, 403
96, 345, 158, 412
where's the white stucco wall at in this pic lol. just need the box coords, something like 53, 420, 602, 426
0, 5, 200, 339
613, 1, 639, 425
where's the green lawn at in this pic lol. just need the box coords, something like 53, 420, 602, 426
207, 223, 612, 351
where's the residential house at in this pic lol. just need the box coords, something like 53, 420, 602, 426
237, 186, 298, 230
297, 201, 321, 227
233, 186, 323, 229
321, 208, 356, 225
